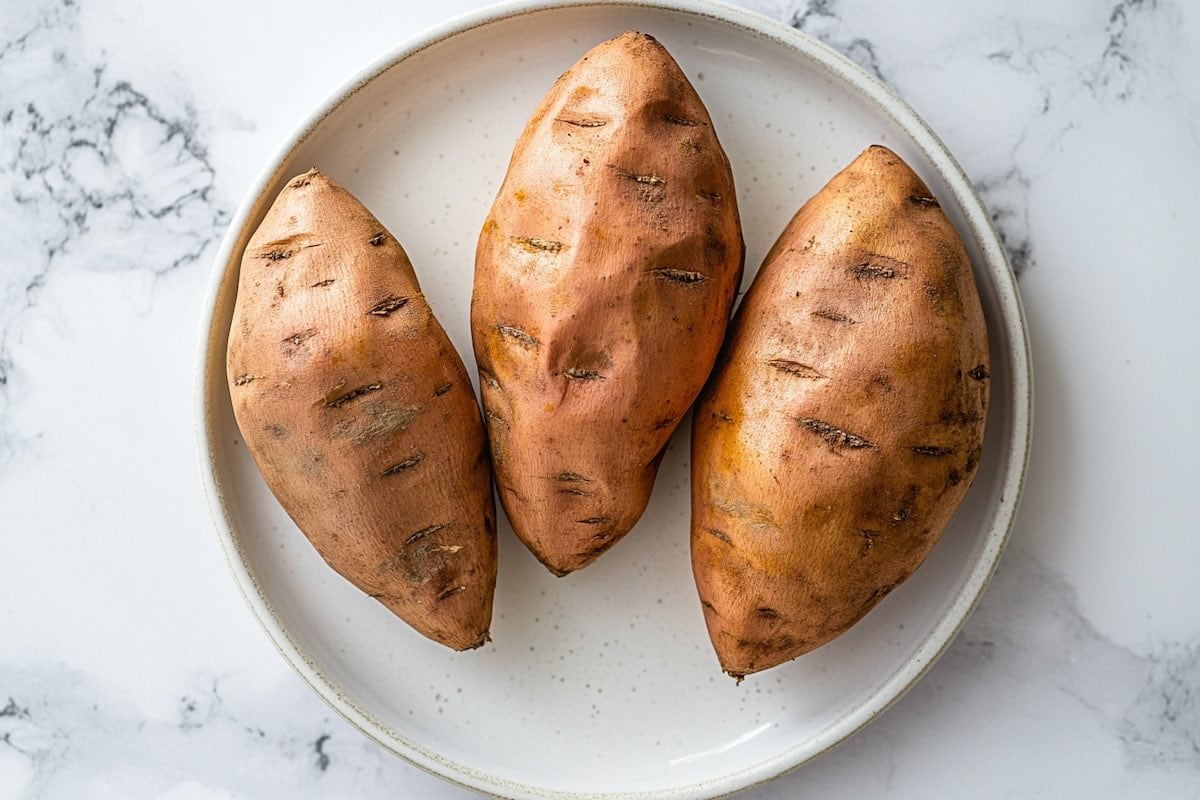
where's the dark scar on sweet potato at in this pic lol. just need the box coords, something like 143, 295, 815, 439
611, 165, 666, 186
706, 527, 732, 545
556, 116, 608, 128
484, 410, 510, 429
282, 329, 317, 347
325, 383, 382, 408
767, 359, 826, 379
797, 418, 877, 449
496, 324, 539, 348
650, 268, 708, 285
381, 452, 424, 477
367, 295, 410, 316
405, 524, 446, 545
477, 369, 501, 391
854, 529, 880, 557
812, 309, 856, 324
565, 366, 605, 381
513, 236, 564, 253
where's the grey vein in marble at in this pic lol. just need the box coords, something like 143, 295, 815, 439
787, 0, 884, 80
753, 542, 1200, 797
0, 0, 228, 465
743, 0, 1188, 279
0, 665, 422, 798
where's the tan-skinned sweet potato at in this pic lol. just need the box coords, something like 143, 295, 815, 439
472, 32, 744, 575
227, 169, 497, 651
691, 146, 989, 677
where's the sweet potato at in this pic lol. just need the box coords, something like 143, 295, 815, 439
691, 146, 989, 677
472, 32, 743, 575
227, 169, 496, 650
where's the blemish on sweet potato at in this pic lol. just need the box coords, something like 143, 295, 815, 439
382, 452, 424, 477
496, 324, 539, 348
706, 527, 732, 545
797, 417, 877, 449
612, 165, 666, 186
406, 524, 447, 545
853, 529, 880, 557
282, 329, 317, 347
333, 403, 424, 443
367, 295, 410, 316
478, 369, 501, 391
324, 383, 383, 409
650, 268, 708, 285
811, 309, 856, 324
565, 366, 605, 381
556, 116, 607, 128
513, 236, 564, 253
767, 359, 826, 379
850, 260, 899, 280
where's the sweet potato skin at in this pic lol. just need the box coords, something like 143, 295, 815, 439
472, 32, 743, 575
227, 170, 496, 651
691, 146, 989, 677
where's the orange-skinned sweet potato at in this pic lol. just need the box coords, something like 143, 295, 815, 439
691, 146, 989, 677
472, 32, 744, 575
227, 169, 497, 650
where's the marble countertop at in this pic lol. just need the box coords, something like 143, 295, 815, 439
2, 0, 1197, 797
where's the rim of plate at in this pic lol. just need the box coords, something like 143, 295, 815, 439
194, 1, 1034, 797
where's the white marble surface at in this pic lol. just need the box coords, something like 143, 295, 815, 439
1, 0, 1197, 797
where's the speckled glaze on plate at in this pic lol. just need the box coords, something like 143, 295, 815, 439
195, 1, 1032, 798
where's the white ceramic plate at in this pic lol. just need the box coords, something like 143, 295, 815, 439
196, 1, 1032, 797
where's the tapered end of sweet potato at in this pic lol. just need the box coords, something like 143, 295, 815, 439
379, 596, 493, 652
499, 465, 656, 576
